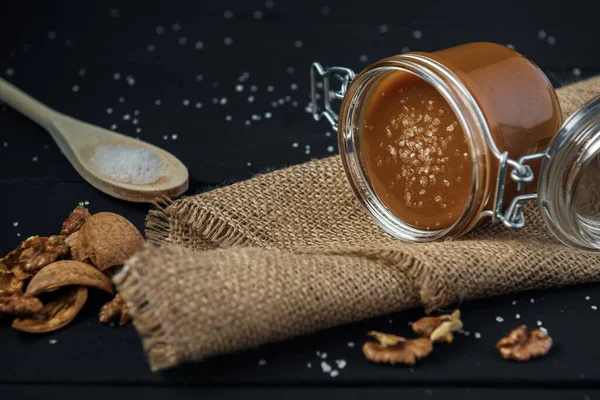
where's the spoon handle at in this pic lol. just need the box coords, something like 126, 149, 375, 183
0, 78, 60, 130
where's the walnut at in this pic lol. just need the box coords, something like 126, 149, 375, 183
69, 213, 145, 271
0, 291, 43, 315
0, 271, 26, 293
412, 309, 463, 344
99, 294, 130, 326
12, 286, 88, 333
362, 331, 433, 365
60, 205, 91, 238
496, 325, 552, 361
26, 260, 113, 297
0, 235, 69, 274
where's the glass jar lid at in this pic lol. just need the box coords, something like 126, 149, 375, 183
538, 95, 600, 251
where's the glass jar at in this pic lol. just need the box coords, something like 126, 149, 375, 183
310, 42, 600, 251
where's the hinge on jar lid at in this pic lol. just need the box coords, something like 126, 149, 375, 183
310, 63, 355, 130
491, 151, 547, 229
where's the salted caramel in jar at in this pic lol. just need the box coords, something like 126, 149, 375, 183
310, 42, 563, 242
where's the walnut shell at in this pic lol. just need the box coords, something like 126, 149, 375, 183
25, 260, 113, 296
70, 213, 144, 271
12, 286, 88, 333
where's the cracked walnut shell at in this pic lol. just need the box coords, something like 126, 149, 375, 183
412, 309, 463, 344
0, 235, 69, 274
496, 325, 552, 361
70, 212, 144, 271
26, 260, 113, 297
12, 286, 88, 333
99, 294, 130, 326
362, 331, 433, 365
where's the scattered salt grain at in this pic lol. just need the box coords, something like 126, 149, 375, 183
540, 327, 548, 333
155, 99, 162, 106
265, 112, 272, 119
126, 76, 136, 86
573, 68, 582, 77
316, 351, 321, 356
84, 201, 89, 205
3, 142, 8, 147
290, 83, 298, 91
32, 156, 38, 162
506, 44, 515, 49
178, 37, 187, 45
538, 29, 547, 39
389, 319, 393, 324
225, 115, 232, 121
537, 321, 543, 326
265, 0, 275, 8
12, 222, 18, 227
530, 298, 535, 304
307, 362, 312, 368
284, 95, 291, 102
147, 44, 156, 52
496, 316, 504, 323
110, 124, 117, 130
347, 341, 355, 348
320, 361, 332, 373
379, 24, 388, 34
136, 128, 142, 133
586, 296, 591, 300
16, 233, 21, 237
48, 31, 56, 40
248, 95, 255, 103
49, 339, 57, 345
246, 162, 251, 166
196, 74, 204, 82
220, 97, 228, 105
267, 85, 274, 92
212, 97, 219, 104
474, 332, 481, 339
547, 36, 556, 45
258, 359, 267, 366
90, 145, 167, 185
401, 47, 410, 53
287, 67, 295, 74
195, 102, 202, 109
294, 40, 303, 48
156, 26, 164, 35
335, 359, 346, 369
123, 114, 131, 121
592, 305, 598, 311
110, 9, 119, 18
251, 114, 261, 121
183, 99, 190, 106
172, 23, 181, 32
413, 30, 423, 39
515, 314, 521, 319
292, 142, 299, 148
78, 68, 86, 76
278, 98, 285, 105
245, 120, 251, 126
72, 85, 79, 92
325, 132, 332, 137
512, 300, 517, 305
134, 109, 140, 116
171, 134, 178, 140
224, 37, 233, 45
195, 41, 204, 50
163, 135, 168, 140
113, 73, 121, 80
224, 10, 234, 19
330, 370, 339, 377
236, 84, 244, 92
253, 10, 263, 19
106, 108, 113, 114
250, 85, 258, 92
119, 97, 125, 103
321, 352, 327, 359
360, 55, 368, 63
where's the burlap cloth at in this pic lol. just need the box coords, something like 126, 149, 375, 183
115, 76, 600, 371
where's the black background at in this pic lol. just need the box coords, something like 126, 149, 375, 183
1, 1, 600, 399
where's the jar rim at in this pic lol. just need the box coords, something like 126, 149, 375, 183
337, 53, 491, 242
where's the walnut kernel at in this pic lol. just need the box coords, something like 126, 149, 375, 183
496, 325, 552, 361
362, 331, 433, 365
60, 205, 91, 238
0, 291, 43, 315
99, 293, 130, 326
412, 309, 463, 344
0, 235, 69, 274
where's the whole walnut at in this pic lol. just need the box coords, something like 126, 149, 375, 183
69, 213, 144, 271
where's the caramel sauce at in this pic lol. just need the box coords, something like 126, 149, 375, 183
360, 72, 471, 229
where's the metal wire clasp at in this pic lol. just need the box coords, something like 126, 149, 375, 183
310, 63, 355, 130
492, 151, 547, 229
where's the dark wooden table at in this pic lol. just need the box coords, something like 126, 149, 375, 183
2, 1, 600, 398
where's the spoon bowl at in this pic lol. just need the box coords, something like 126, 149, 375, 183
0, 78, 188, 202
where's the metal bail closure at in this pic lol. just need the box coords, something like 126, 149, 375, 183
538, 95, 600, 251
310, 63, 355, 130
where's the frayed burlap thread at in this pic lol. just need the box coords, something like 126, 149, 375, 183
115, 76, 600, 371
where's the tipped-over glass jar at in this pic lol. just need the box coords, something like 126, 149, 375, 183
310, 42, 600, 251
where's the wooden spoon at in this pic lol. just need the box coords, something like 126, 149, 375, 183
0, 78, 188, 202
